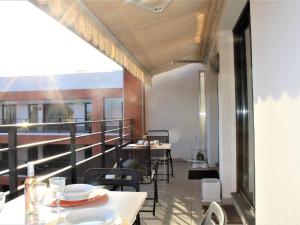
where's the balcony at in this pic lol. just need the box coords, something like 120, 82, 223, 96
1, 0, 299, 224
0, 119, 133, 200
0, 118, 94, 134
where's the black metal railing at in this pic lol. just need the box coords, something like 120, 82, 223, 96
0, 118, 133, 201
0, 118, 100, 133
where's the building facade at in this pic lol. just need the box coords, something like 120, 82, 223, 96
0, 72, 124, 176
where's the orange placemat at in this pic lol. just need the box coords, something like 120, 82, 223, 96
45, 193, 108, 207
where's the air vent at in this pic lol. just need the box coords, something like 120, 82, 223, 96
125, 0, 172, 13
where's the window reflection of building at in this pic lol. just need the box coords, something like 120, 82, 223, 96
85, 103, 92, 133
2, 104, 16, 125
28, 104, 39, 131
43, 103, 74, 132
104, 98, 123, 133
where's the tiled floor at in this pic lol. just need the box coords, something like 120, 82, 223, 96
140, 161, 204, 225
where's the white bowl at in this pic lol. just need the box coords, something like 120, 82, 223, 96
65, 208, 118, 225
62, 184, 96, 201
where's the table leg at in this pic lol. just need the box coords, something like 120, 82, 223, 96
168, 150, 174, 177
166, 150, 169, 183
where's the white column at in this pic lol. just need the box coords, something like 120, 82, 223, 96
217, 31, 237, 199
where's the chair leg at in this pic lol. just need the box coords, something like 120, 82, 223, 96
166, 152, 170, 183
155, 177, 158, 203
135, 213, 140, 225
153, 192, 156, 216
168, 150, 174, 177
155, 162, 158, 202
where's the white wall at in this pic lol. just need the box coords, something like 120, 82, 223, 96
145, 64, 203, 159
251, 1, 300, 224
206, 0, 246, 199
216, 31, 237, 199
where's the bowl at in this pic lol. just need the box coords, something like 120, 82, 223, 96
65, 208, 118, 225
62, 184, 96, 201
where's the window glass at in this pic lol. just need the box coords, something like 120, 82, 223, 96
104, 98, 123, 132
43, 103, 74, 122
28, 104, 39, 131
85, 103, 92, 133
2, 105, 16, 124
233, 3, 255, 207
28, 104, 38, 123
43, 103, 74, 132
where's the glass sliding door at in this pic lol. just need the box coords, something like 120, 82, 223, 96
2, 104, 16, 124
28, 104, 38, 131
43, 103, 74, 132
199, 72, 207, 161
233, 2, 255, 208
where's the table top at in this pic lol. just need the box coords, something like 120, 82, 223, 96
122, 143, 171, 150
0, 191, 147, 225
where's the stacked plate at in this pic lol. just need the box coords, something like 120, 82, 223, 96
46, 184, 108, 207
47, 184, 122, 224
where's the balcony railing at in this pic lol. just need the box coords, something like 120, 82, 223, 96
0, 118, 122, 134
0, 118, 133, 201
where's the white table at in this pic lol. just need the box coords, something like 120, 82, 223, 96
0, 191, 147, 225
122, 143, 171, 150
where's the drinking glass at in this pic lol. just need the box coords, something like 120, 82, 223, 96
49, 177, 66, 215
0, 192, 5, 213
30, 182, 47, 224
30, 182, 47, 213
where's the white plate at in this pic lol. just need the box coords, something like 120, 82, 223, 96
65, 208, 121, 225
62, 184, 96, 201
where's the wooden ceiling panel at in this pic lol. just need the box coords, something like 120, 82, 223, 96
82, 0, 211, 75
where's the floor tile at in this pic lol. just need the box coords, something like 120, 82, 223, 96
140, 161, 204, 225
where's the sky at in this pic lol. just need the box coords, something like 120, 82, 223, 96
0, 1, 122, 77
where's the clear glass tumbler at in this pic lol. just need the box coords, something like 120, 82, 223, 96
30, 182, 47, 224
49, 177, 66, 215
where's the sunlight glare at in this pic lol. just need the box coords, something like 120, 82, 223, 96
0, 1, 122, 77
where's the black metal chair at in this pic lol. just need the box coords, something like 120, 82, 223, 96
84, 167, 140, 191
146, 130, 174, 178
119, 139, 158, 216
83, 168, 141, 224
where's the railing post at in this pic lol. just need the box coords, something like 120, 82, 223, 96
8, 127, 18, 198
100, 122, 106, 168
130, 119, 134, 142
69, 124, 77, 184
119, 120, 123, 147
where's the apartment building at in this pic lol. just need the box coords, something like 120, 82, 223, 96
0, 71, 124, 168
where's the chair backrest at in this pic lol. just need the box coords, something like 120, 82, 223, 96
201, 202, 227, 225
120, 139, 152, 178
83, 168, 140, 191
146, 130, 169, 143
